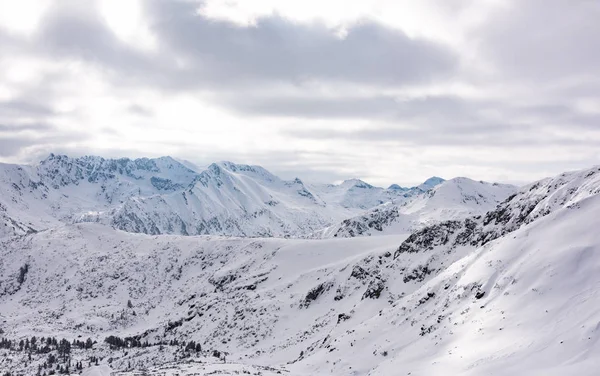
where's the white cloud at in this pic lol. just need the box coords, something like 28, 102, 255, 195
0, 0, 50, 35
198, 0, 506, 49
98, 0, 157, 51
0, 0, 598, 187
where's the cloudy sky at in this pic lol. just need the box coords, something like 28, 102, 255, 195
0, 0, 599, 186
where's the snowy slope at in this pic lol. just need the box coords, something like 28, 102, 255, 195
0, 222, 411, 374
294, 174, 600, 376
1, 165, 600, 375
323, 177, 517, 237
2, 162, 600, 375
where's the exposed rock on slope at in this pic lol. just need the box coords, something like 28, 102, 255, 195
396, 165, 600, 256
297, 172, 600, 376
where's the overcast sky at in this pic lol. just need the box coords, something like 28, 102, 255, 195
0, 0, 599, 186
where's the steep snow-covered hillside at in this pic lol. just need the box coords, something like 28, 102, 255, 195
294, 169, 600, 376
324, 177, 517, 238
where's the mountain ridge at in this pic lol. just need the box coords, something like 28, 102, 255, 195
0, 154, 498, 239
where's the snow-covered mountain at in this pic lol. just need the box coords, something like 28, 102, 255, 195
296, 165, 600, 376
310, 178, 396, 209
1, 165, 600, 375
309, 176, 443, 210
323, 177, 517, 238
0, 155, 348, 238
0, 154, 199, 238
416, 176, 446, 191
0, 155, 467, 239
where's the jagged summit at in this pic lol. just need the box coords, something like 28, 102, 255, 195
38, 153, 197, 188
42, 153, 182, 168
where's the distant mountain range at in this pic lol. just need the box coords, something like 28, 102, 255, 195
0, 154, 514, 239
322, 177, 516, 237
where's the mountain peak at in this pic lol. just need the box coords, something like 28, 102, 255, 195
341, 178, 374, 189
416, 176, 445, 191
387, 183, 406, 190
153, 155, 178, 164
215, 161, 279, 183
36, 154, 198, 191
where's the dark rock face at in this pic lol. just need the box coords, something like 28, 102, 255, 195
0, 263, 30, 297
394, 220, 462, 257
301, 282, 334, 308
334, 206, 400, 237
337, 313, 351, 323
403, 264, 435, 283
150, 177, 183, 192
350, 265, 370, 280
209, 274, 239, 292
362, 278, 385, 299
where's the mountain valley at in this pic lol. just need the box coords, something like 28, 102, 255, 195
1, 156, 599, 376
